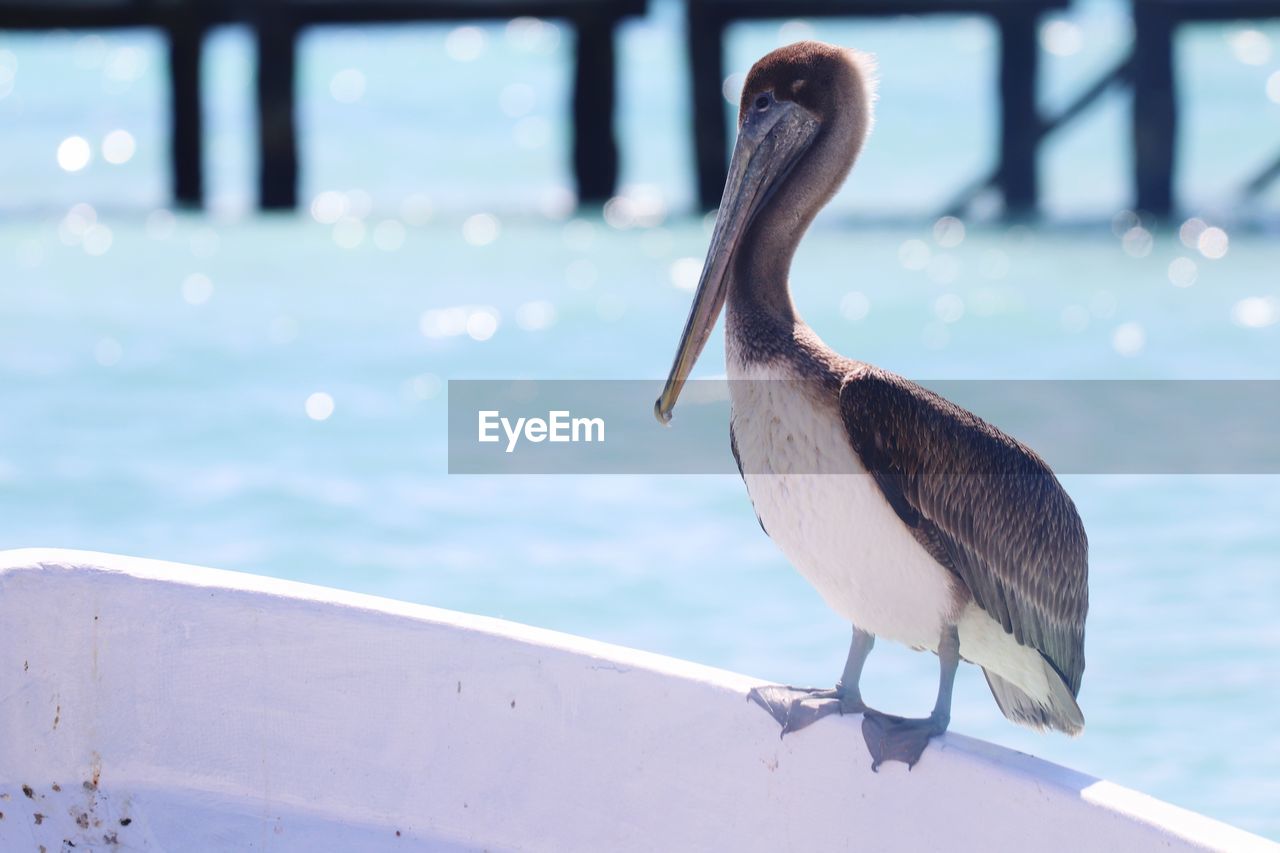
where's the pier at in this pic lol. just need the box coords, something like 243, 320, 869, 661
690, 0, 1280, 218
0, 0, 646, 209
2, 0, 1279, 218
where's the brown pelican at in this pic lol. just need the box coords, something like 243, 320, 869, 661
655, 41, 1088, 770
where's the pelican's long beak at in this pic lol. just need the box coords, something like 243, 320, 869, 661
655, 97, 820, 424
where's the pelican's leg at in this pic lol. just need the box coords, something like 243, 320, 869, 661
860, 624, 959, 771
747, 627, 874, 736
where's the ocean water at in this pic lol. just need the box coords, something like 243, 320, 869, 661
2, 0, 1280, 842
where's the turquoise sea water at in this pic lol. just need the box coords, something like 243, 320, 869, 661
2, 0, 1279, 841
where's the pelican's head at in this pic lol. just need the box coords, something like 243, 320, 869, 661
655, 41, 876, 424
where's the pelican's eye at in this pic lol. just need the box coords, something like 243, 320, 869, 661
754, 94, 770, 111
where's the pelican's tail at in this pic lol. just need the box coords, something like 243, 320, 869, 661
983, 664, 1084, 736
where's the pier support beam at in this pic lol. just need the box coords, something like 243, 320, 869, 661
1132, 3, 1176, 218
996, 9, 1040, 217
167, 22, 204, 209
572, 14, 620, 203
688, 5, 727, 211
257, 18, 299, 210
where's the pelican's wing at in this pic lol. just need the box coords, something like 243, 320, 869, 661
838, 367, 1088, 696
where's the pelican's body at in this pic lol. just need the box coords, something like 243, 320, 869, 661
728, 354, 960, 649
727, 327, 1081, 723
656, 41, 1088, 768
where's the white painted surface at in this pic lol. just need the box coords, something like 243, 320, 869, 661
0, 548, 1273, 853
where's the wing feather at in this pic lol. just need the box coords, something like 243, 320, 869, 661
839, 367, 1088, 695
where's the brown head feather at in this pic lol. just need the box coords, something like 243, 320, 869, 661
738, 40, 876, 127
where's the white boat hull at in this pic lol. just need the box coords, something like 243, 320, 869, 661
0, 549, 1269, 852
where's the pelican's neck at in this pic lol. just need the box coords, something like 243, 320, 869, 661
724, 151, 841, 370
728, 85, 870, 336
728, 133, 842, 325
732, 81, 870, 366
727, 195, 806, 326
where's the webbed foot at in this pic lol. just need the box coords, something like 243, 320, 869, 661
861, 708, 949, 771
747, 685, 866, 737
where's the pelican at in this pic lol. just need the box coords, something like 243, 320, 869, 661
655, 41, 1088, 770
